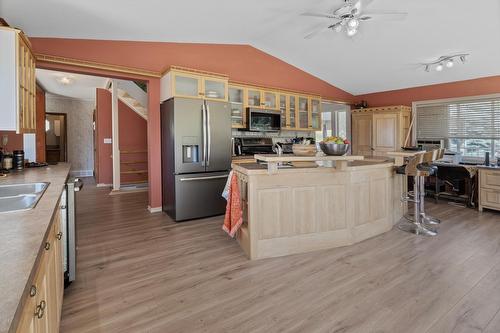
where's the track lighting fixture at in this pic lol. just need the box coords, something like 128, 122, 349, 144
422, 53, 469, 72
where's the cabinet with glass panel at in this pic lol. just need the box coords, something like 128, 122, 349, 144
246, 88, 278, 110
229, 85, 245, 128
161, 67, 228, 102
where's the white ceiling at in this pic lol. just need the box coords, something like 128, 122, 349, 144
3, 0, 500, 95
36, 69, 108, 100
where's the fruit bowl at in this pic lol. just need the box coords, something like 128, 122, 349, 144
319, 142, 350, 156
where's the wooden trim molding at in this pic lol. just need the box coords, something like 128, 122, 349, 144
163, 65, 228, 79
35, 54, 162, 78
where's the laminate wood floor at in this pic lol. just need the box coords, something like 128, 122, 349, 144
60, 179, 500, 333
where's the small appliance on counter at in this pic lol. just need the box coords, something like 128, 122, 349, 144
12, 150, 24, 170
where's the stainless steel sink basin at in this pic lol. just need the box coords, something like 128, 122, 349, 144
0, 182, 50, 213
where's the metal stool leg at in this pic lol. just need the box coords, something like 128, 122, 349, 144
419, 175, 441, 225
398, 176, 437, 236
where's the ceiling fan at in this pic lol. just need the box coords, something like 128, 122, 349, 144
302, 0, 408, 39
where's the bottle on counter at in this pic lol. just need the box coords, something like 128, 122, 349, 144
13, 150, 24, 170
485, 152, 490, 166
2, 154, 13, 170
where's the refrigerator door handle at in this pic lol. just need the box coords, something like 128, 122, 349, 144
206, 102, 211, 167
201, 101, 207, 167
179, 174, 229, 182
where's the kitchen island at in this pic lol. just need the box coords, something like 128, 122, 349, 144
232, 155, 403, 260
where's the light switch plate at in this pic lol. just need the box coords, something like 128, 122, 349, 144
104, 138, 112, 144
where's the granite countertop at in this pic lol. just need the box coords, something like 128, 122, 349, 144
232, 160, 394, 175
0, 164, 71, 333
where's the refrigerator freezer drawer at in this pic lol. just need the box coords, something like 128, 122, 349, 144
173, 172, 229, 221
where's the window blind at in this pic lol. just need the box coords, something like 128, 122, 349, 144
416, 97, 500, 139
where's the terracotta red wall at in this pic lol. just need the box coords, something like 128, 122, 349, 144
119, 99, 147, 184
95, 88, 112, 185
30, 38, 354, 102
95, 88, 147, 185
0, 131, 23, 152
36, 85, 46, 162
356, 75, 500, 107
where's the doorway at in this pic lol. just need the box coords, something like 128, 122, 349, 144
45, 113, 67, 163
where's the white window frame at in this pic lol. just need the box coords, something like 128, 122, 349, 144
318, 100, 351, 141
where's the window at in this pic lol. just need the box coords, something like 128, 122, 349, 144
416, 95, 500, 160
315, 102, 350, 142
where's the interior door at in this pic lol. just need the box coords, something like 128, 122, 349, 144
352, 114, 373, 156
206, 100, 232, 172
173, 98, 205, 174
372, 113, 398, 155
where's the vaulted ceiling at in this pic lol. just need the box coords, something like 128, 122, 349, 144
2, 0, 500, 95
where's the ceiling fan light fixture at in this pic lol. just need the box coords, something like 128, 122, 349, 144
445, 59, 454, 68
347, 18, 359, 29
424, 65, 430, 72
334, 24, 343, 32
346, 28, 358, 37
435, 63, 444, 72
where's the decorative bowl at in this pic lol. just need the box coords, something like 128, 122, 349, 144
292, 144, 317, 156
319, 142, 349, 156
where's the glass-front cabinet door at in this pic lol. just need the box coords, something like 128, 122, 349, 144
174, 73, 200, 98
263, 91, 277, 109
229, 86, 245, 128
279, 95, 287, 128
311, 98, 321, 130
298, 96, 309, 129
289, 95, 297, 129
247, 89, 261, 108
203, 78, 227, 101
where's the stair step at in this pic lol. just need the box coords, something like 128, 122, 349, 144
121, 170, 148, 174
120, 160, 147, 164
121, 150, 147, 154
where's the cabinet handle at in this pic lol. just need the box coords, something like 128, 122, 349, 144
35, 300, 46, 319
56, 232, 63, 240
60, 205, 67, 209
44, 242, 50, 250
29, 285, 37, 297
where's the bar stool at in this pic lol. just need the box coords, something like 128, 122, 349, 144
417, 150, 441, 226
396, 154, 437, 236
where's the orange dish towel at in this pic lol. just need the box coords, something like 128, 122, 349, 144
222, 172, 243, 238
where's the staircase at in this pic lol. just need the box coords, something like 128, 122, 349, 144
108, 79, 148, 120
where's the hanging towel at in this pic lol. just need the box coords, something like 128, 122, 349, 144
221, 170, 233, 201
222, 172, 243, 238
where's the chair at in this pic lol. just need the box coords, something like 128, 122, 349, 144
396, 153, 437, 236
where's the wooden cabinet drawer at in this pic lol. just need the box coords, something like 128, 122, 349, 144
480, 189, 500, 210
480, 170, 500, 191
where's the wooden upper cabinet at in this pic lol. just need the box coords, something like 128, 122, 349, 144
161, 67, 229, 102
298, 96, 309, 129
310, 98, 321, 131
0, 27, 36, 133
263, 91, 277, 109
244, 88, 279, 110
229, 85, 245, 128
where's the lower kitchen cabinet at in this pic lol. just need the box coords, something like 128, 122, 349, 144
479, 168, 500, 212
16, 197, 64, 333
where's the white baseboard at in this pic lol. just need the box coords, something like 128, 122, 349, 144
148, 206, 162, 213
96, 183, 112, 188
71, 170, 93, 177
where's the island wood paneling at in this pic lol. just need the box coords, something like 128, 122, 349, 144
60, 178, 500, 333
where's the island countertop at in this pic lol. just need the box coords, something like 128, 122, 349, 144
0, 164, 70, 333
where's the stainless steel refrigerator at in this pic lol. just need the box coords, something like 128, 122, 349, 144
161, 97, 232, 221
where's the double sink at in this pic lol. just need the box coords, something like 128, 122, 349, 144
0, 182, 50, 213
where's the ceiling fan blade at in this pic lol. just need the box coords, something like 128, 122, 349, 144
359, 12, 408, 21
304, 24, 335, 39
301, 12, 336, 19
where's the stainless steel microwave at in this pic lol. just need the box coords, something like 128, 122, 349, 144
246, 108, 281, 132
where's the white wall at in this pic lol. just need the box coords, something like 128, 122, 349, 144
46, 94, 94, 176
